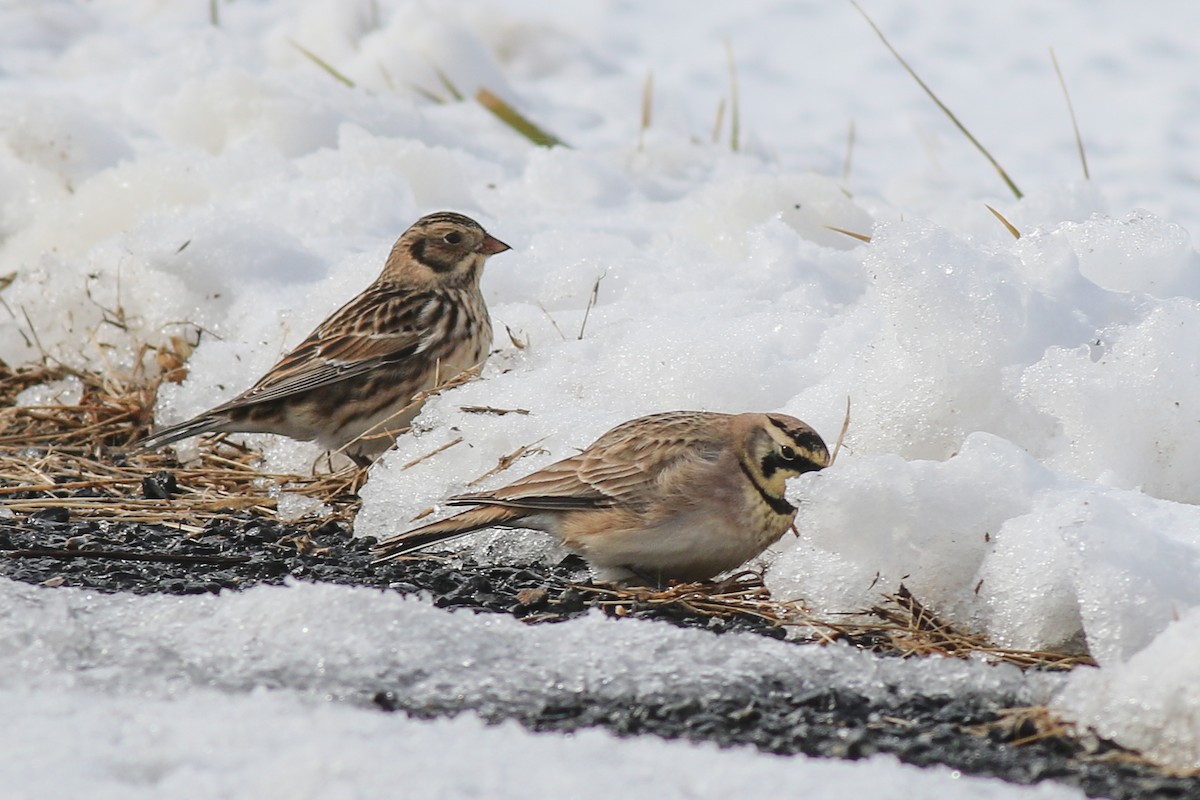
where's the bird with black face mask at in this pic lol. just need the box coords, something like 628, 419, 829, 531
373, 410, 831, 584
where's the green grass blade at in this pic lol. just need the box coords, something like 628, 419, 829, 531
289, 40, 356, 88
432, 64, 464, 102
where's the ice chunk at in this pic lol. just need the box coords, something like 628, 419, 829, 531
1058, 605, 1200, 771
1023, 298, 1200, 504
1059, 210, 1200, 300
769, 434, 1052, 628
773, 432, 1200, 663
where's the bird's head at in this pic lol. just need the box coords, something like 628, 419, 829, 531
386, 211, 510, 287
738, 413, 830, 510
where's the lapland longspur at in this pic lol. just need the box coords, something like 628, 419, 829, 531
136, 212, 510, 466
372, 411, 830, 583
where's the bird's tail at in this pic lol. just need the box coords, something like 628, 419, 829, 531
371, 505, 528, 563
130, 413, 224, 454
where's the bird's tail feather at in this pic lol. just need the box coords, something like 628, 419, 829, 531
371, 505, 527, 562
131, 414, 223, 454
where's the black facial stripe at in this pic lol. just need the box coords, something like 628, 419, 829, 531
767, 416, 793, 434
738, 459, 794, 516
760, 452, 778, 479
788, 430, 828, 458
763, 417, 820, 448
411, 238, 460, 273
768, 418, 827, 456
763, 449, 826, 481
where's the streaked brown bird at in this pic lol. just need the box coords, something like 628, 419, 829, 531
136, 211, 510, 466
372, 410, 830, 583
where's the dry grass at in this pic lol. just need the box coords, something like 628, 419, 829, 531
986, 204, 1022, 239
824, 225, 872, 244
579, 574, 1095, 672
0, 362, 366, 530
969, 706, 1199, 775
1049, 47, 1090, 181
969, 705, 1080, 748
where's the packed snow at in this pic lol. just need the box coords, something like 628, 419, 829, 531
3, 0, 1200, 788
0, 577, 1082, 799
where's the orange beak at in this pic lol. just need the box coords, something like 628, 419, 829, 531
477, 234, 511, 256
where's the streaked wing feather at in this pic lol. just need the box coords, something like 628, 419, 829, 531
209, 286, 436, 411
452, 411, 730, 513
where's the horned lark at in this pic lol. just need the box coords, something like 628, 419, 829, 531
136, 212, 510, 466
371, 411, 830, 583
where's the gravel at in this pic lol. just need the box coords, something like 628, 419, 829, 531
1, 507, 1195, 800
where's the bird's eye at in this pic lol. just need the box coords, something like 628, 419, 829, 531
443, 231, 463, 245
780, 445, 797, 461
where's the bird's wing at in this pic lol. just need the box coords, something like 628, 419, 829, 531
210, 286, 439, 411
450, 411, 728, 513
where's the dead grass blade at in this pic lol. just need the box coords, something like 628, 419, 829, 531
476, 88, 567, 148
824, 225, 872, 243
466, 439, 547, 487
986, 204, 1022, 239
1050, 47, 1090, 180
830, 396, 851, 465
712, 98, 726, 144
842, 119, 857, 181
398, 436, 464, 471
577, 269, 607, 340
850, 1, 1022, 200
638, 70, 654, 151
537, 301, 568, 341
504, 324, 527, 350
